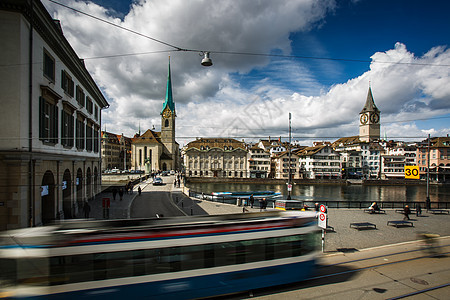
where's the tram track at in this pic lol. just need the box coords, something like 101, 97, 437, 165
225, 241, 450, 300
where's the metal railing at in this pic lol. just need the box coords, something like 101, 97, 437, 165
188, 190, 450, 209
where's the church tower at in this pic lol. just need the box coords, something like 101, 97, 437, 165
160, 58, 177, 170
359, 86, 380, 142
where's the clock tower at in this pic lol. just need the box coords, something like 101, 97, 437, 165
160, 59, 178, 170
359, 86, 380, 142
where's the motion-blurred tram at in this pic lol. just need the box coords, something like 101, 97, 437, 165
0, 211, 320, 299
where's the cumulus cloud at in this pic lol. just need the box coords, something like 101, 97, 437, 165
43, 1, 450, 147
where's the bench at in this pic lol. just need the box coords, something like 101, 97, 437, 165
387, 220, 413, 228
364, 209, 386, 214
350, 222, 377, 230
427, 209, 449, 214
395, 209, 416, 214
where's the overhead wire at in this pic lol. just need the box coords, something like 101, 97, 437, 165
43, 0, 450, 68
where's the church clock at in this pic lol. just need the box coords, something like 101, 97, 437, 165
370, 112, 379, 124
360, 113, 368, 125
162, 109, 172, 119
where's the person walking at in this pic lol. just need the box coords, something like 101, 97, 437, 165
138, 186, 142, 196
259, 198, 264, 212
83, 201, 91, 218
403, 205, 411, 220
250, 194, 254, 208
112, 188, 117, 201
416, 203, 422, 217
119, 188, 124, 201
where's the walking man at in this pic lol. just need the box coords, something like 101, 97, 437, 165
403, 205, 411, 220
119, 188, 124, 201
83, 201, 91, 218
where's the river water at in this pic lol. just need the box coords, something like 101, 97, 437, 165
186, 182, 450, 203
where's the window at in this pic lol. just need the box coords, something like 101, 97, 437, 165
61, 110, 74, 147
86, 97, 93, 114
43, 50, 55, 81
94, 128, 99, 153
76, 118, 85, 150
86, 123, 93, 152
76, 86, 85, 107
94, 106, 99, 120
39, 97, 58, 144
165, 119, 169, 127
61, 71, 74, 97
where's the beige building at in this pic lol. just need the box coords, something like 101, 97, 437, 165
272, 151, 301, 180
184, 138, 248, 178
247, 144, 271, 178
0, 1, 108, 229
101, 131, 131, 171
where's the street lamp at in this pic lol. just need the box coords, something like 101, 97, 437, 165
201, 52, 213, 66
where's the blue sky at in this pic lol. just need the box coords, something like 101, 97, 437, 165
44, 0, 450, 146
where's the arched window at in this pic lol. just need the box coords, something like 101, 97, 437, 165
165, 119, 169, 127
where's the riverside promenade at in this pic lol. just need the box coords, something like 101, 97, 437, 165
89, 176, 450, 252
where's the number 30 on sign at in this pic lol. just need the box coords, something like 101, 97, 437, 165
404, 166, 420, 179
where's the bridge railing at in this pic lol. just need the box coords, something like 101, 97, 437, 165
188, 190, 450, 209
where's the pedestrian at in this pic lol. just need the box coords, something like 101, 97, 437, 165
129, 183, 133, 194
119, 188, 124, 201
262, 198, 267, 210
416, 203, 422, 217
83, 201, 90, 218
174, 179, 177, 187
259, 198, 263, 211
138, 186, 142, 196
403, 205, 411, 220
315, 203, 320, 212
250, 194, 254, 208
112, 188, 117, 201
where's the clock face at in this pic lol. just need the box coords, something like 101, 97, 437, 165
360, 113, 368, 125
370, 113, 379, 124
163, 109, 172, 118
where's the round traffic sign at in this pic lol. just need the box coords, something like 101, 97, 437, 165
319, 213, 326, 221
319, 204, 327, 213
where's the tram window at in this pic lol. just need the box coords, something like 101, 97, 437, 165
180, 245, 207, 270
242, 239, 266, 263
215, 242, 239, 266
93, 253, 107, 280
54, 254, 94, 284
0, 258, 17, 286
133, 250, 146, 276
17, 257, 48, 286
143, 249, 165, 274
105, 251, 134, 279
204, 244, 215, 268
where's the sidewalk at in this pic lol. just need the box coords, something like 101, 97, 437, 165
88, 178, 151, 220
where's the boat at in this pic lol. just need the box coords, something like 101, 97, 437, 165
212, 190, 281, 199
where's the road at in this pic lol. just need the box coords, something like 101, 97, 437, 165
216, 237, 450, 300
130, 175, 186, 218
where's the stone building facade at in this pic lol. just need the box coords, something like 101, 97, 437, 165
0, 0, 108, 229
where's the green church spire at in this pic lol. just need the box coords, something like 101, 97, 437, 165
161, 57, 175, 114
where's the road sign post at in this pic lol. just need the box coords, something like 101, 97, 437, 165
318, 204, 328, 252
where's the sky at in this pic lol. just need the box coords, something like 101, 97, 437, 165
42, 0, 450, 147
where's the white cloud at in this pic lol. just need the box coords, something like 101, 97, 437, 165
43, 1, 450, 147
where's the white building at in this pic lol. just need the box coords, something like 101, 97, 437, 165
0, 0, 108, 229
297, 145, 341, 179
247, 145, 271, 178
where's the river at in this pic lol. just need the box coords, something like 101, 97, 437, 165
186, 182, 450, 203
